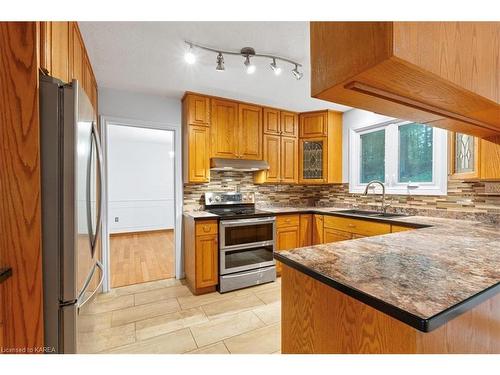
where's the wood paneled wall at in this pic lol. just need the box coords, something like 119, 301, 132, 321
0, 22, 44, 353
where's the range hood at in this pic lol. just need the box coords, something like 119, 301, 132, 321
210, 158, 269, 172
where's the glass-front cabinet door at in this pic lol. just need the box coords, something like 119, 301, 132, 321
449, 132, 480, 179
299, 137, 327, 183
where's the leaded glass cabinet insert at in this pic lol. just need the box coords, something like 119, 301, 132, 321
302, 140, 323, 179
455, 133, 475, 173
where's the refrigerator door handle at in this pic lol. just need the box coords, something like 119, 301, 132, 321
88, 121, 104, 257
77, 260, 104, 310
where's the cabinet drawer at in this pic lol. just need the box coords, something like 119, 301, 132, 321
195, 220, 218, 236
276, 214, 300, 228
323, 215, 390, 236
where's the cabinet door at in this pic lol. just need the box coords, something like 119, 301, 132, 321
276, 225, 300, 274
299, 214, 312, 247
300, 112, 327, 138
263, 108, 280, 135
71, 23, 84, 85
187, 125, 210, 183
211, 99, 238, 158
263, 134, 281, 183
324, 228, 352, 243
195, 234, 218, 288
281, 111, 298, 137
281, 136, 298, 183
187, 95, 210, 127
299, 137, 328, 184
83, 55, 94, 102
50, 22, 71, 82
480, 136, 500, 180
312, 214, 324, 245
238, 104, 263, 160
449, 132, 480, 180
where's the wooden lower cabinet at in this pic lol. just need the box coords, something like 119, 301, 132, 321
195, 235, 218, 289
324, 215, 391, 237
324, 228, 352, 242
184, 218, 219, 294
312, 215, 324, 245
299, 214, 313, 247
275, 215, 300, 274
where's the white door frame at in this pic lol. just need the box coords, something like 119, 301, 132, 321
99, 116, 184, 292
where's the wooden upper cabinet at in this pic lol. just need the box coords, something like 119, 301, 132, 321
310, 22, 500, 138
262, 134, 281, 183
71, 23, 84, 87
480, 136, 500, 180
186, 94, 210, 127
300, 111, 327, 138
211, 99, 239, 159
281, 111, 298, 137
263, 108, 280, 135
238, 104, 263, 160
47, 22, 71, 82
281, 136, 298, 183
187, 125, 210, 183
299, 110, 342, 184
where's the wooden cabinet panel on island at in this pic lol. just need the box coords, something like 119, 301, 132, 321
299, 214, 313, 247
310, 22, 500, 138
299, 110, 342, 184
238, 104, 263, 160
184, 218, 219, 295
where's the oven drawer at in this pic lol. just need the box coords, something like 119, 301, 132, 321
220, 244, 275, 275
219, 266, 276, 293
195, 220, 218, 236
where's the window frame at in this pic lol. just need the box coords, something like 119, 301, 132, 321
349, 120, 448, 196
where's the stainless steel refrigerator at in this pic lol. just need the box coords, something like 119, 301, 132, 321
40, 74, 104, 354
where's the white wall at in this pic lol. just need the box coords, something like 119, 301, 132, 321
99, 87, 181, 126
107, 125, 175, 233
342, 109, 395, 183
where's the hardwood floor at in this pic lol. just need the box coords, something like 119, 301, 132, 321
78, 278, 281, 354
110, 229, 175, 288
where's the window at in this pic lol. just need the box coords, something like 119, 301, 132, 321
349, 120, 447, 195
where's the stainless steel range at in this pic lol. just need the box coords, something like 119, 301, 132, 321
204, 192, 276, 293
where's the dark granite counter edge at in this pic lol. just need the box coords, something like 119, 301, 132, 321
186, 209, 431, 228
274, 252, 500, 333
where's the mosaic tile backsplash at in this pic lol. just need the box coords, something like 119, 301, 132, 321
183, 171, 500, 224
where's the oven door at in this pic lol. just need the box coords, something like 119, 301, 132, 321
219, 217, 275, 250
220, 244, 275, 275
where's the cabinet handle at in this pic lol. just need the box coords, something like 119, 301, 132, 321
285, 219, 291, 223
348, 224, 356, 228
203, 225, 211, 232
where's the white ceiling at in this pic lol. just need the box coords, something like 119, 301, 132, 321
78, 22, 351, 112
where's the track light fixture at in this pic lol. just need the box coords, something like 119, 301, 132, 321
216, 52, 225, 72
270, 58, 282, 75
184, 41, 302, 80
184, 43, 196, 65
291, 64, 303, 80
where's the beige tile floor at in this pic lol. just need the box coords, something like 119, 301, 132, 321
78, 277, 281, 354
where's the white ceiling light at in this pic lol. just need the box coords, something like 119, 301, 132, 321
291, 64, 303, 80
216, 52, 225, 72
184, 41, 301, 80
270, 58, 282, 75
184, 44, 196, 65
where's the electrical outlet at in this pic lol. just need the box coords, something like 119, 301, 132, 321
114, 217, 119, 223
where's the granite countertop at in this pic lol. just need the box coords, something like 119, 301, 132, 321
275, 214, 500, 332
183, 210, 219, 219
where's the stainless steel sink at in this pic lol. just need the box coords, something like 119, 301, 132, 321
336, 209, 409, 219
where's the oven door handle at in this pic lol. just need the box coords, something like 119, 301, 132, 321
220, 241, 275, 252
220, 217, 276, 226
221, 268, 273, 279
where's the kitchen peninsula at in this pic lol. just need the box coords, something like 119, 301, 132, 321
275, 214, 500, 354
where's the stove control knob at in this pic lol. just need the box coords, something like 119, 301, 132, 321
214, 196, 221, 202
